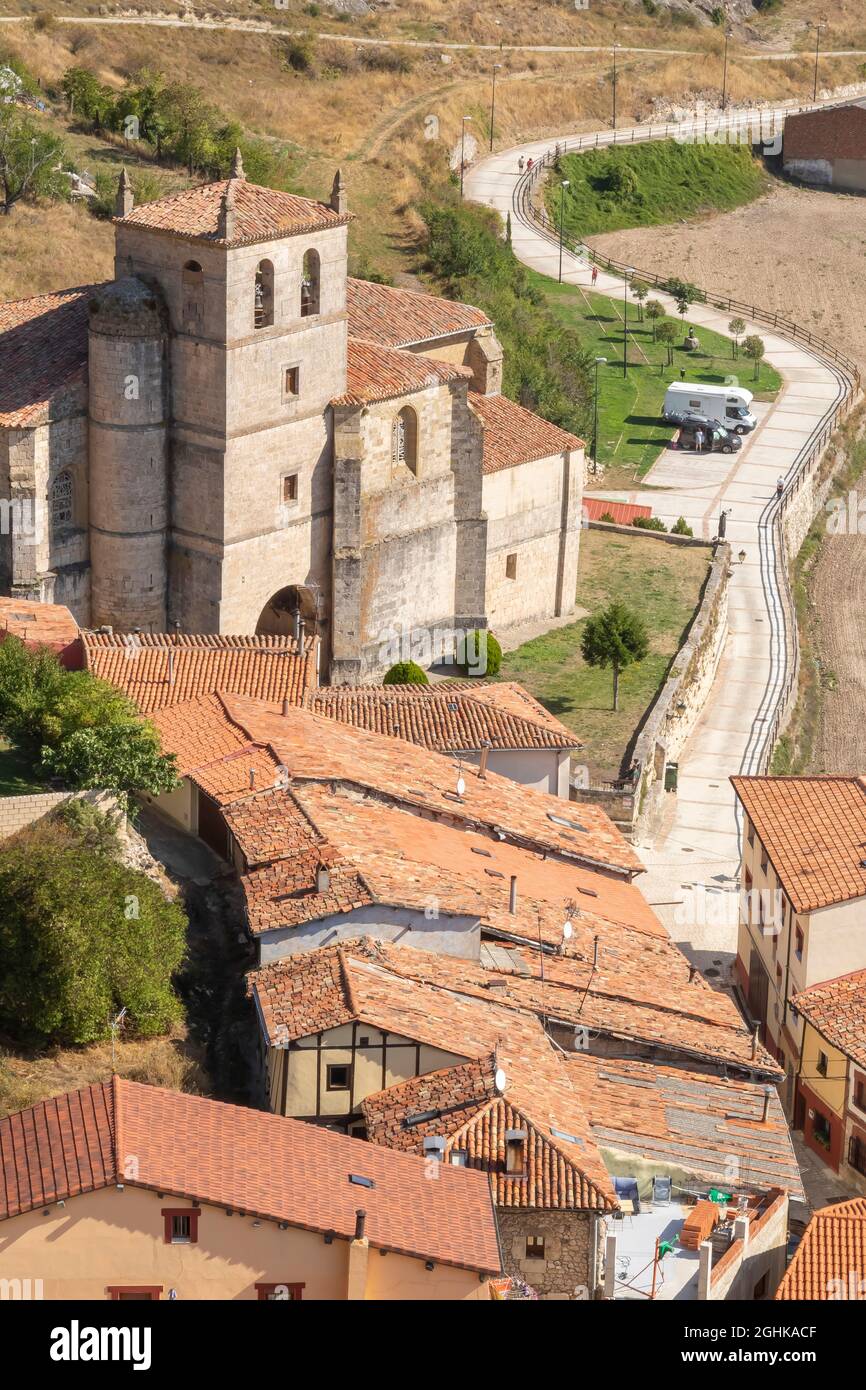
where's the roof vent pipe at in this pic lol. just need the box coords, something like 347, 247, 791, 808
281, 697, 290, 717
478, 743, 490, 779
354, 1209, 366, 1240
751, 1024, 759, 1060
509, 875, 518, 914
762, 1086, 773, 1123
249, 768, 256, 790
167, 647, 175, 686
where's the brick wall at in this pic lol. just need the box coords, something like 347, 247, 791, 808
0, 788, 119, 842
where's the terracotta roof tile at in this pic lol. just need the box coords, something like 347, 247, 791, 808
791, 969, 866, 1069
84, 631, 318, 715
582, 497, 652, 526
117, 178, 349, 247
0, 598, 80, 656
776, 1198, 866, 1299
0, 1078, 501, 1273
564, 1054, 803, 1198
305, 683, 579, 752
334, 338, 472, 407
435, 679, 579, 738
732, 775, 866, 912
470, 391, 583, 473
346, 277, 490, 348
0, 286, 95, 428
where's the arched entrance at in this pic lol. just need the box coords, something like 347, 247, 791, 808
256, 583, 320, 639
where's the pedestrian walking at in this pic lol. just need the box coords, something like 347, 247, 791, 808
526, 156, 534, 172
518, 155, 525, 174
694, 428, 704, 454
591, 264, 598, 287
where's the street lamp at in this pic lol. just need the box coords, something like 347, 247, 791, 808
807, 18, 828, 102
612, 43, 619, 130
489, 64, 502, 152
459, 116, 472, 198
593, 356, 607, 468
558, 179, 570, 283
622, 267, 634, 379
721, 28, 733, 111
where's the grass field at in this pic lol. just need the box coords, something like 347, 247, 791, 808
549, 141, 770, 240
501, 528, 712, 780
529, 272, 781, 488
0, 737, 46, 795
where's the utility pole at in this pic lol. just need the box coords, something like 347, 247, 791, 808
460, 115, 472, 197
810, 18, 828, 102
593, 355, 607, 469
558, 179, 570, 283
489, 64, 502, 152
622, 268, 633, 379
722, 28, 733, 110
612, 43, 619, 130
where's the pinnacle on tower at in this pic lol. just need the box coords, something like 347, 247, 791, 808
115, 167, 134, 219
330, 167, 347, 216
218, 181, 237, 240
230, 147, 246, 180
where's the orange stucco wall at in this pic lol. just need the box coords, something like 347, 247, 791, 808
0, 1187, 488, 1301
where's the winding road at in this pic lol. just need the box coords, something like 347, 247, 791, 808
465, 117, 857, 967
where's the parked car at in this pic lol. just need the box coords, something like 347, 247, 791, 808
663, 382, 756, 433
677, 422, 742, 454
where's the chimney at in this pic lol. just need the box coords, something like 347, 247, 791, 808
354, 1209, 366, 1240
115, 167, 134, 218
249, 767, 256, 790
292, 609, 301, 642
478, 743, 490, 779
330, 166, 347, 215
508, 875, 518, 914
762, 1085, 773, 1123
688, 964, 698, 983
167, 647, 175, 686
316, 865, 330, 894
347, 1208, 369, 1300
281, 697, 290, 717
751, 1024, 759, 1060
230, 146, 246, 180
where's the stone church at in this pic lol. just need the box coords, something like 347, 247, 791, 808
0, 158, 584, 681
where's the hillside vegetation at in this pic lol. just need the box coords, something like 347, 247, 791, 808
549, 141, 770, 240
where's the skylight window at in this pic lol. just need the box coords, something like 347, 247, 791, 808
547, 812, 587, 833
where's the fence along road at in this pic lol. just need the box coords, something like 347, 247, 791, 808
464, 111, 860, 967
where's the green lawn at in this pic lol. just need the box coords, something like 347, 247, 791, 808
529, 272, 782, 489
548, 142, 769, 239
0, 737, 46, 796
501, 530, 712, 780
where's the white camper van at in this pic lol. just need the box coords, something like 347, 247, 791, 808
662, 382, 756, 433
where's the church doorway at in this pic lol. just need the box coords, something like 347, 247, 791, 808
256, 583, 320, 639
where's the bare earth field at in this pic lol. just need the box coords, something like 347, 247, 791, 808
590, 179, 866, 372
808, 514, 866, 776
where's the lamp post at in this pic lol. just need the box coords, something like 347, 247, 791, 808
489, 64, 502, 152
612, 43, 619, 130
459, 115, 472, 197
809, 18, 828, 102
622, 267, 633, 379
593, 356, 607, 469
558, 179, 570, 283
721, 28, 732, 110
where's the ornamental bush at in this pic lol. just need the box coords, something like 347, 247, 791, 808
383, 660, 429, 686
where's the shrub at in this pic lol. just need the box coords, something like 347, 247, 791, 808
633, 515, 668, 532
458, 631, 502, 678
671, 516, 694, 536
0, 813, 186, 1046
599, 511, 616, 524
282, 34, 316, 74
383, 661, 429, 686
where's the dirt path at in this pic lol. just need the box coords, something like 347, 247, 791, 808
588, 179, 866, 373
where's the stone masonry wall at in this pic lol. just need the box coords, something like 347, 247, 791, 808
497, 1209, 598, 1300
0, 788, 119, 842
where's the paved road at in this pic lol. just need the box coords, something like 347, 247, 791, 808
465, 135, 844, 970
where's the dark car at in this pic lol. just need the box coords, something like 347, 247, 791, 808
678, 422, 742, 454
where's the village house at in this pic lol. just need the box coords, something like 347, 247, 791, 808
0, 162, 585, 681
789, 969, 866, 1192
776, 1197, 866, 1301
0, 1077, 501, 1300
732, 775, 866, 1114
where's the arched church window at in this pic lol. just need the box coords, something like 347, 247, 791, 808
51, 471, 73, 533
255, 259, 274, 329
392, 407, 418, 476
300, 249, 320, 318
182, 260, 204, 330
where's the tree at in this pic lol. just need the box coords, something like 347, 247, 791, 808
671, 516, 694, 536
580, 601, 649, 712
383, 660, 429, 686
458, 630, 502, 678
742, 334, 766, 381
631, 279, 649, 321
728, 316, 746, 359
676, 294, 690, 322
656, 319, 677, 367
0, 809, 186, 1045
0, 105, 67, 215
645, 299, 665, 341
41, 724, 178, 798
156, 81, 219, 175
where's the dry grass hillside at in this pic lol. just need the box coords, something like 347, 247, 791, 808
1, 3, 865, 299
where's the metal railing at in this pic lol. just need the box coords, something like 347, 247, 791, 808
514, 120, 861, 779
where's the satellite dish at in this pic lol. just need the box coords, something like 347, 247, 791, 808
563, 921, 573, 941
494, 1067, 508, 1094
456, 775, 466, 797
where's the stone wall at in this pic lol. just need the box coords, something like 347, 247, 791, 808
497, 1209, 599, 1300
0, 788, 119, 842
